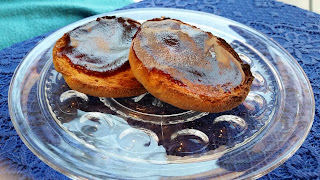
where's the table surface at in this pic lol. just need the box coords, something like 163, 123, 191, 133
1, 0, 319, 179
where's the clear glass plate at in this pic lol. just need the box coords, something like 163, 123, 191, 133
8, 8, 315, 179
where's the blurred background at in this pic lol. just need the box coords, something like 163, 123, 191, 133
278, 0, 320, 13
0, 0, 318, 50
0, 0, 139, 50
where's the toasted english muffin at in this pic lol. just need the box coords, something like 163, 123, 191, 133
53, 16, 146, 97
129, 18, 254, 113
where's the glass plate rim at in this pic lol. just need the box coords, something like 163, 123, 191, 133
8, 8, 315, 180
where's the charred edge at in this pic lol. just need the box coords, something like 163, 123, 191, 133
216, 37, 254, 87
242, 64, 254, 84
142, 17, 203, 31
132, 25, 142, 39
97, 16, 116, 21
216, 37, 244, 65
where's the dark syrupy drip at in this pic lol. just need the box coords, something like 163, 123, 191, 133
60, 16, 140, 76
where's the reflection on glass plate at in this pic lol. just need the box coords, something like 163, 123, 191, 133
8, 8, 314, 179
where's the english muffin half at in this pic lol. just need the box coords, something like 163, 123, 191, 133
129, 18, 254, 113
53, 16, 146, 97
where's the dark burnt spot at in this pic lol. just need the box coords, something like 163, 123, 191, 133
163, 37, 179, 46
190, 70, 203, 77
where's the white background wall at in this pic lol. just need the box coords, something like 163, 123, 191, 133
278, 0, 320, 14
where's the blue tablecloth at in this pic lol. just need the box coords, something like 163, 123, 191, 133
1, 0, 319, 179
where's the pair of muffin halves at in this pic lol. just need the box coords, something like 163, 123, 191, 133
53, 16, 254, 113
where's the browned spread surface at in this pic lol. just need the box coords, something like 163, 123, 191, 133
59, 16, 140, 76
132, 19, 245, 95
